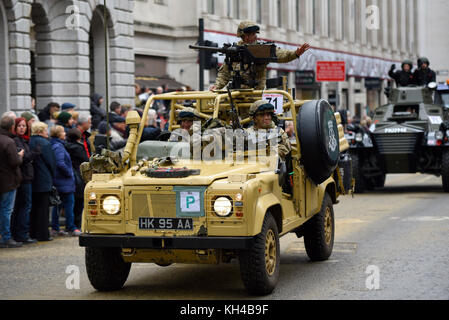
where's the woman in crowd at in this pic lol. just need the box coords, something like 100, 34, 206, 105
29, 122, 56, 241
49, 125, 81, 237
11, 118, 37, 244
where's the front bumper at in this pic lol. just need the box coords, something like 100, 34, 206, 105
79, 234, 254, 250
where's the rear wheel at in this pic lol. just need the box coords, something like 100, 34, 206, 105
85, 247, 131, 291
442, 149, 449, 192
239, 213, 280, 295
304, 193, 334, 261
350, 152, 365, 193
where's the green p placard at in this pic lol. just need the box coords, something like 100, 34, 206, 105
174, 186, 206, 217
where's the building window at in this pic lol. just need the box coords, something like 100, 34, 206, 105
341, 0, 345, 40
277, 0, 282, 27
296, 0, 300, 31
312, 0, 317, 34
233, 0, 240, 19
154, 0, 166, 5
207, 0, 215, 14
328, 0, 331, 37
227, 0, 231, 17
256, 0, 262, 23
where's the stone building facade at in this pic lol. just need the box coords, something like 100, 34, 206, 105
0, 0, 135, 116
134, 0, 421, 118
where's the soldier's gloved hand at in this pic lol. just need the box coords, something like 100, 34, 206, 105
202, 118, 225, 130
390, 64, 396, 72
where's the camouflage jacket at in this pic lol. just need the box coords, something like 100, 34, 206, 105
245, 122, 291, 160
214, 41, 299, 90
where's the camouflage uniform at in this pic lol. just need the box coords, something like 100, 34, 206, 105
246, 100, 291, 160
214, 21, 300, 90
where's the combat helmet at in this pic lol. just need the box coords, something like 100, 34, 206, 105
249, 100, 275, 117
177, 107, 199, 122
237, 21, 260, 38
418, 57, 430, 68
401, 59, 413, 69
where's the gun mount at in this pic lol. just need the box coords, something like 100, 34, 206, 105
189, 42, 278, 89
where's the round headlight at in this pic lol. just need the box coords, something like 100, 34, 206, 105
102, 196, 120, 215
213, 197, 233, 217
435, 131, 444, 140
355, 132, 363, 142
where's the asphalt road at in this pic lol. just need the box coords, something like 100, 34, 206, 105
1, 173, 448, 300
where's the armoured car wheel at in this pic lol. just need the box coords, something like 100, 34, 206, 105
374, 173, 386, 189
442, 150, 449, 192
304, 193, 334, 261
239, 213, 280, 295
85, 247, 131, 291
350, 152, 365, 193
297, 100, 340, 185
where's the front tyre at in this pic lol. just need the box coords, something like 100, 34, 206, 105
239, 213, 280, 295
85, 247, 131, 291
304, 193, 335, 261
442, 149, 449, 192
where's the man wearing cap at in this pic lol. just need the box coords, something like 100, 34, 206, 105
246, 100, 291, 161
413, 57, 436, 86
61, 102, 76, 113
388, 60, 414, 87
169, 107, 200, 142
211, 21, 310, 90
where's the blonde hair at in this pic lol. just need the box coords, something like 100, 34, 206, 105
31, 121, 48, 135
50, 125, 65, 138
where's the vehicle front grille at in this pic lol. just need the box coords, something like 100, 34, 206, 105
374, 133, 420, 155
130, 192, 177, 220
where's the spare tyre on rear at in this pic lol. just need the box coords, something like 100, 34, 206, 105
297, 100, 340, 185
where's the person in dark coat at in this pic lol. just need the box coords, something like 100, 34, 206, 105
0, 115, 24, 248
65, 129, 89, 229
29, 121, 56, 242
49, 125, 80, 237
413, 57, 436, 86
11, 118, 37, 244
90, 93, 105, 131
38, 102, 60, 123
388, 60, 414, 87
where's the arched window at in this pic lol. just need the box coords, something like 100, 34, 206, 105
89, 6, 110, 101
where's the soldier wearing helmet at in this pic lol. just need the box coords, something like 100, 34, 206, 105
388, 59, 414, 87
246, 100, 291, 160
413, 57, 436, 86
210, 21, 310, 91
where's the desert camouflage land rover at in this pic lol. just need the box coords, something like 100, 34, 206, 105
79, 87, 351, 295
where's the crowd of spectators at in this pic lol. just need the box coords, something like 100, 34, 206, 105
0, 86, 181, 248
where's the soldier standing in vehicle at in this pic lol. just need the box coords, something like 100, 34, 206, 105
210, 21, 310, 90
388, 60, 414, 87
413, 57, 436, 86
246, 100, 291, 161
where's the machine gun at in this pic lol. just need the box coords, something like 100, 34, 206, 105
189, 42, 278, 89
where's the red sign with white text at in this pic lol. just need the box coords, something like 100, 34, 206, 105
316, 61, 346, 82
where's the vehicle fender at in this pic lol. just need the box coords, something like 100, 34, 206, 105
249, 193, 282, 236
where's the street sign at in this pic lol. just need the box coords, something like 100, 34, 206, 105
316, 61, 346, 82
295, 70, 315, 85
365, 77, 382, 89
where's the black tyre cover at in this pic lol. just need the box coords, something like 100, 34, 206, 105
297, 99, 340, 184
